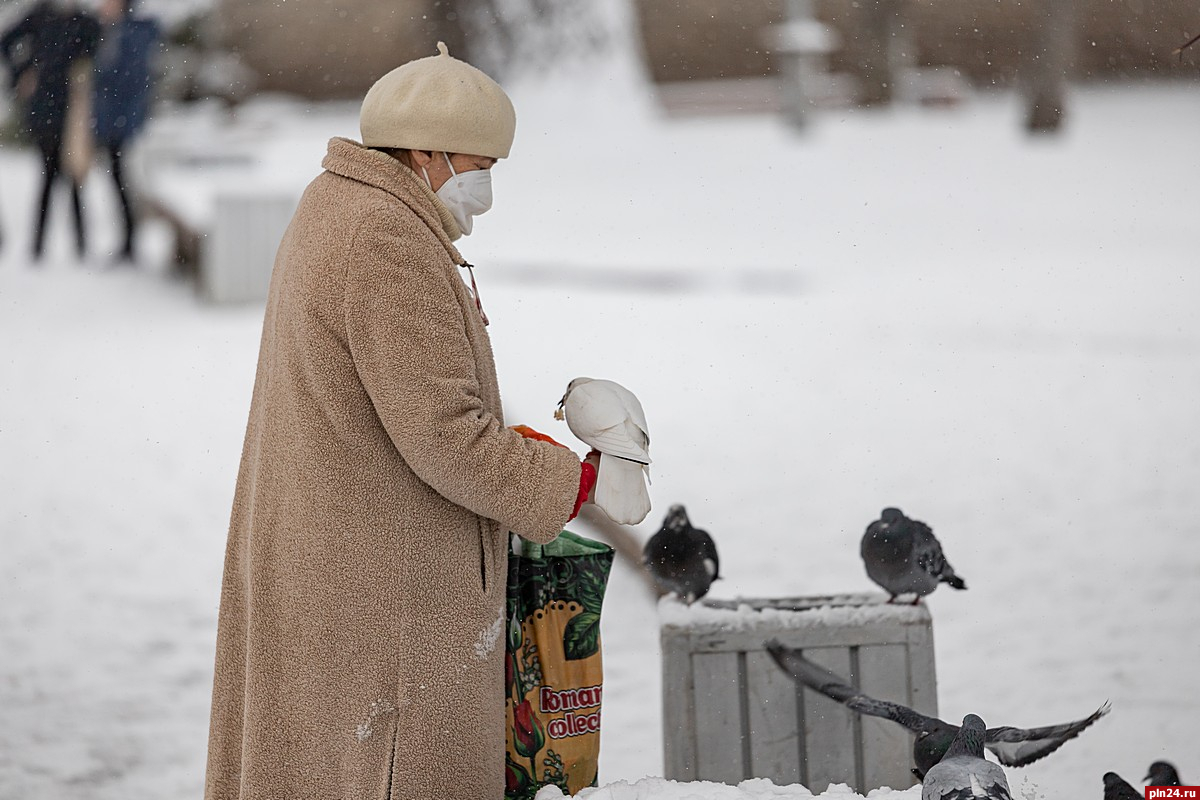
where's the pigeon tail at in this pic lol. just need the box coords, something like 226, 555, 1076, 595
942, 574, 967, 590
594, 453, 651, 525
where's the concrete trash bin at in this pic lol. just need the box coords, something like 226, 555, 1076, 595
659, 593, 937, 793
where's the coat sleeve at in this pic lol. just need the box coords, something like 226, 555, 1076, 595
342, 210, 581, 542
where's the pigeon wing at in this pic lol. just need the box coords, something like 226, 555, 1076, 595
844, 694, 943, 735
765, 640, 941, 734
594, 379, 649, 431
564, 383, 651, 463
984, 702, 1110, 767
690, 528, 720, 580
621, 416, 651, 457
581, 421, 650, 463
910, 522, 947, 575
922, 789, 979, 800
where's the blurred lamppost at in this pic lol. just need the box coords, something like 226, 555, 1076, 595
764, 0, 838, 130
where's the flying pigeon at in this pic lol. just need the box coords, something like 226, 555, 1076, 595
764, 641, 1110, 779
861, 507, 966, 603
922, 714, 1012, 800
555, 377, 651, 525
1145, 761, 1182, 787
643, 504, 719, 603
1103, 772, 1143, 800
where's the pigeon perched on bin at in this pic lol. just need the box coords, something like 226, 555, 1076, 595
1145, 761, 1182, 787
921, 714, 1012, 800
555, 377, 651, 525
1103, 772, 1144, 800
860, 507, 966, 603
764, 640, 1110, 779
642, 504, 719, 603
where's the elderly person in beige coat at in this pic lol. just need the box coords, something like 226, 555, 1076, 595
204, 43, 599, 800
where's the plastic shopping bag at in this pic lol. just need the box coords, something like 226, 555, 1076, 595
504, 531, 614, 799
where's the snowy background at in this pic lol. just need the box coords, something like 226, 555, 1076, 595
2, 14, 1199, 800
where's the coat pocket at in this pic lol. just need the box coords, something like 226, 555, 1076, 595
476, 518, 492, 595
381, 713, 399, 800
476, 518, 506, 598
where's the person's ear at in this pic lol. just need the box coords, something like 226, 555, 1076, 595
409, 150, 434, 169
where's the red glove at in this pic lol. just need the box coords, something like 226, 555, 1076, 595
569, 461, 598, 521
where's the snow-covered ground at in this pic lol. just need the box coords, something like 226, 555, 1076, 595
535, 777, 917, 800
2, 30, 1199, 800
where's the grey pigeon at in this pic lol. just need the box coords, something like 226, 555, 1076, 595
922, 714, 1012, 800
861, 507, 966, 603
765, 640, 1110, 779
1103, 772, 1142, 800
1145, 761, 1182, 787
642, 504, 719, 603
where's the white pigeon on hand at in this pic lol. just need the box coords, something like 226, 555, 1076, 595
555, 377, 652, 525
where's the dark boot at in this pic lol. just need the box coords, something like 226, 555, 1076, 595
110, 146, 135, 261
32, 151, 57, 262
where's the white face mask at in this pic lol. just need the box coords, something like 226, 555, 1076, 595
423, 152, 493, 236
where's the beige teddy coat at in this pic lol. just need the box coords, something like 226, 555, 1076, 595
204, 137, 582, 800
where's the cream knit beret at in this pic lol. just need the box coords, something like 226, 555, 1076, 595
359, 42, 516, 159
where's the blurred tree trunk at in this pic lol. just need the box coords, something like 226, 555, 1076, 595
1023, 0, 1075, 133
851, 0, 911, 106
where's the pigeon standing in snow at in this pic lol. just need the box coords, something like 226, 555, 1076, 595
1103, 772, 1143, 800
642, 504, 719, 603
764, 641, 1111, 779
861, 507, 966, 603
1145, 761, 1182, 786
922, 714, 1012, 800
555, 377, 651, 525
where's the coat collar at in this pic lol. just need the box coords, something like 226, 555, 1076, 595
321, 137, 465, 261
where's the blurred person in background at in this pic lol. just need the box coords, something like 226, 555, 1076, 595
92, 0, 158, 263
0, 0, 99, 261
203, 42, 599, 800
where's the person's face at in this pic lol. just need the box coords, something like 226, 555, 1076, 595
409, 151, 495, 193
